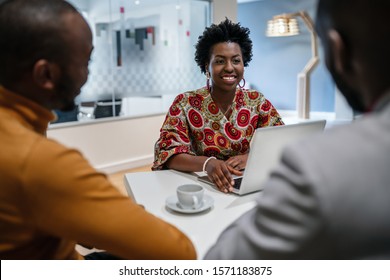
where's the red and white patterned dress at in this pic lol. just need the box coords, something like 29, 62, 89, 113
152, 87, 284, 170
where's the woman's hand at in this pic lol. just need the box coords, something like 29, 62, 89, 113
204, 158, 235, 193
225, 154, 248, 175
204, 154, 249, 193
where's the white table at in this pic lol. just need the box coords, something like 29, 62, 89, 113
124, 170, 259, 259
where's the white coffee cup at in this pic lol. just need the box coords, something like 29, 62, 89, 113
176, 184, 204, 209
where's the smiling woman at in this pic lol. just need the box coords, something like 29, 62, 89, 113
152, 18, 284, 193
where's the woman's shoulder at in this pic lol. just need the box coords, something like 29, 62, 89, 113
172, 87, 209, 104
176, 87, 208, 98
186, 87, 209, 97
240, 88, 266, 101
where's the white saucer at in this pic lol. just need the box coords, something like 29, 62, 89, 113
165, 195, 214, 214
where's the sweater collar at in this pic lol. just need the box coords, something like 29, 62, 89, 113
0, 86, 55, 135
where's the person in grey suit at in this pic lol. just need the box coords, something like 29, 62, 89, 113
205, 0, 390, 259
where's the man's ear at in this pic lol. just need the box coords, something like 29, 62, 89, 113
32, 59, 61, 90
327, 29, 351, 75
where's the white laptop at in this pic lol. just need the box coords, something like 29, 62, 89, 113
198, 120, 326, 195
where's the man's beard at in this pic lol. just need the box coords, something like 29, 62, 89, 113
329, 67, 366, 113
60, 100, 77, 112
55, 70, 78, 112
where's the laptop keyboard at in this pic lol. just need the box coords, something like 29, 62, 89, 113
233, 177, 243, 190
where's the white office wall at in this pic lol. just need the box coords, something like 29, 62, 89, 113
47, 114, 166, 174
212, 0, 237, 23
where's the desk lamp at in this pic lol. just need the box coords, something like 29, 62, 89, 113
266, 11, 319, 119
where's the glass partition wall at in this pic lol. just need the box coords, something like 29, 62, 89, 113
52, 0, 211, 124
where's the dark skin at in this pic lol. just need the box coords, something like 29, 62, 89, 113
5, 12, 93, 112
167, 42, 249, 193
315, 1, 390, 113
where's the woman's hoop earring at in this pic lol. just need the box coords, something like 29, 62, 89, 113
239, 78, 246, 89
206, 71, 211, 91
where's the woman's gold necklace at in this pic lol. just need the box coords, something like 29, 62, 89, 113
210, 90, 235, 118
218, 102, 234, 118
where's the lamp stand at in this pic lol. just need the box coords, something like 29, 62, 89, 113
297, 72, 310, 119
295, 11, 319, 119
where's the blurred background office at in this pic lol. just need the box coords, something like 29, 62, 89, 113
49, 0, 346, 124
21, 0, 351, 174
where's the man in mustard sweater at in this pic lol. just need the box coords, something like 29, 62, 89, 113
0, 0, 196, 260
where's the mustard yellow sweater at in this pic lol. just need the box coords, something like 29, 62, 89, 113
0, 86, 196, 259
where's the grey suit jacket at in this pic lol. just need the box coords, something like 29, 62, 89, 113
205, 93, 390, 259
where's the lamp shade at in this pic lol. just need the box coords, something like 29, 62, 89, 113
266, 16, 299, 37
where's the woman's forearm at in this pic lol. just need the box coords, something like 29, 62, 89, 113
166, 154, 209, 172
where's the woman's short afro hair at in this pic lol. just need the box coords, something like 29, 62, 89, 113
194, 18, 253, 74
